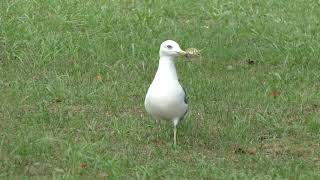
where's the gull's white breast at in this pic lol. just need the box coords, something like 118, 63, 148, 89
145, 80, 188, 121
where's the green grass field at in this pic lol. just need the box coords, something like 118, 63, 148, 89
1, 0, 320, 178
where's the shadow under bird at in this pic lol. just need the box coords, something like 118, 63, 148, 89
144, 40, 189, 145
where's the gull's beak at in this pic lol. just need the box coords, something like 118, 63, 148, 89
178, 50, 187, 56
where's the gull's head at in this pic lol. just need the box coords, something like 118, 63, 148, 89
159, 40, 186, 59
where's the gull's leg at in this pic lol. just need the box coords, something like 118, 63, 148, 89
155, 119, 161, 139
156, 119, 161, 130
173, 119, 179, 146
174, 125, 177, 145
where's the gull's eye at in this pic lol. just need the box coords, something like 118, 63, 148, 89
166, 45, 173, 49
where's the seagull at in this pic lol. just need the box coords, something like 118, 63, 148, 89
145, 40, 188, 145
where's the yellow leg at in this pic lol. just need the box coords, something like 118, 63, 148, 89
174, 125, 177, 145
156, 119, 160, 139
173, 119, 179, 146
156, 119, 161, 130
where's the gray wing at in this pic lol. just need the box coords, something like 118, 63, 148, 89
182, 86, 188, 104
181, 86, 188, 120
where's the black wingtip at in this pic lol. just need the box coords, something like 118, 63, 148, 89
182, 86, 188, 104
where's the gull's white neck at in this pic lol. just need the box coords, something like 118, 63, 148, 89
153, 56, 178, 81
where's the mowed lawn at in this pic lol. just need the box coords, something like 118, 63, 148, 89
1, 0, 320, 178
